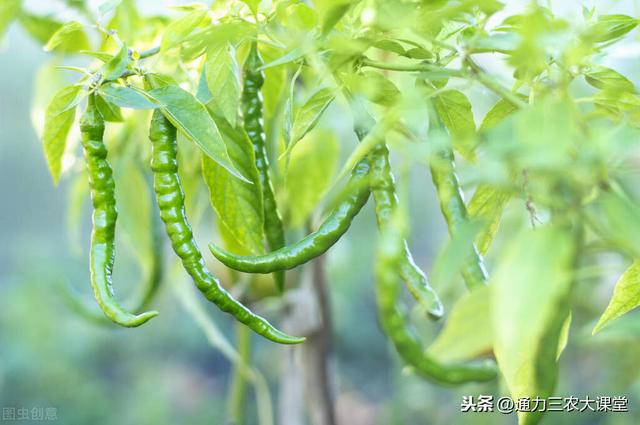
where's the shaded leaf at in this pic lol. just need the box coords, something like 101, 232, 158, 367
43, 85, 83, 184
590, 14, 638, 43
0, 0, 20, 40
428, 285, 492, 362
284, 87, 336, 156
202, 119, 264, 254
44, 21, 86, 52
480, 97, 522, 131
95, 94, 123, 122
492, 226, 574, 425
284, 129, 339, 228
468, 184, 511, 255
585, 66, 635, 93
160, 9, 207, 52
433, 90, 476, 160
19, 13, 89, 52
206, 42, 241, 128
101, 43, 130, 81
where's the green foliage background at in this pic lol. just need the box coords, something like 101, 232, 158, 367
2, 0, 640, 424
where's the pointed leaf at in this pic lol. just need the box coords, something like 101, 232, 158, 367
43, 85, 82, 184
433, 90, 476, 160
160, 9, 207, 52
585, 66, 636, 93
146, 85, 249, 183
101, 43, 130, 81
468, 185, 511, 255
95, 94, 123, 122
44, 21, 85, 52
480, 97, 522, 132
206, 42, 241, 127
593, 261, 640, 334
202, 119, 264, 254
0, 0, 20, 40
492, 226, 574, 425
284, 87, 335, 156
99, 85, 158, 109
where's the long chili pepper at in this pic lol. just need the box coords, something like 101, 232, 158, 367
208, 159, 371, 272
148, 109, 304, 344
242, 41, 287, 292
344, 93, 444, 319
375, 210, 497, 385
427, 102, 488, 290
65, 206, 164, 325
79, 94, 158, 327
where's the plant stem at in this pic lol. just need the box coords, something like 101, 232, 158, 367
139, 46, 160, 59
228, 322, 252, 425
360, 58, 465, 77
465, 57, 526, 109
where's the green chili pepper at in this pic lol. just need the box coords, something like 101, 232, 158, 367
64, 210, 164, 326
243, 41, 287, 292
344, 93, 443, 319
208, 159, 370, 271
79, 94, 158, 327
375, 209, 497, 385
427, 102, 488, 290
149, 109, 304, 345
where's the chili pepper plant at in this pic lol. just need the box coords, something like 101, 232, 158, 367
2, 0, 640, 424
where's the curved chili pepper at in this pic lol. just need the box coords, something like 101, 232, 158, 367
427, 103, 488, 290
64, 207, 165, 325
375, 210, 497, 385
208, 159, 371, 271
243, 41, 287, 292
79, 94, 158, 327
149, 109, 304, 345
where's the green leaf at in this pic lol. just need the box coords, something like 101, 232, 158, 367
99, 85, 158, 109
43, 85, 82, 185
101, 43, 130, 81
320, 1, 351, 36
202, 120, 265, 255
284, 129, 339, 228
587, 192, 640, 258
95, 94, 123, 122
427, 285, 493, 363
479, 97, 522, 131
18, 13, 69, 48
44, 21, 86, 52
0, 0, 20, 40
206, 42, 241, 128
240, 0, 259, 16
433, 90, 476, 160
348, 71, 400, 106
585, 66, 635, 93
468, 185, 511, 255
284, 87, 336, 156
146, 85, 249, 183
160, 9, 207, 52
492, 226, 574, 425
590, 14, 638, 43
593, 261, 640, 335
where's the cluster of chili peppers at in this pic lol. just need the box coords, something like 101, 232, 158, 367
76, 40, 497, 383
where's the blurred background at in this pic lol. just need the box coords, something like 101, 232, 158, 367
2, 1, 640, 424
